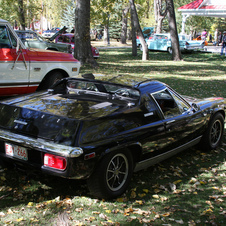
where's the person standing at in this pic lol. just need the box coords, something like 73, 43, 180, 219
220, 31, 226, 56
214, 29, 218, 46
201, 29, 207, 40
218, 32, 222, 46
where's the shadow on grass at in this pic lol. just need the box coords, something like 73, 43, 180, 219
0, 128, 225, 205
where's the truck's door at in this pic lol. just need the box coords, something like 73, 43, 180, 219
0, 24, 29, 96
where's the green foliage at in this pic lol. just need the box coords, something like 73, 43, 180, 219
61, 0, 76, 31
109, 21, 121, 40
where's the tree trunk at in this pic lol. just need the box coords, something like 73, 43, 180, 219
17, 0, 26, 30
166, 0, 182, 61
129, 0, 149, 61
154, 0, 164, 33
131, 8, 137, 56
74, 0, 98, 67
120, 7, 129, 44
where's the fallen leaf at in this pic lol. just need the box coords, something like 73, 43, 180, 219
16, 217, 24, 222
152, 194, 159, 199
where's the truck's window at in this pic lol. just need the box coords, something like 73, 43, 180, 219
0, 25, 12, 48
8, 30, 17, 47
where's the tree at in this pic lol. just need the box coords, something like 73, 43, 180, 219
61, 0, 76, 31
154, 0, 167, 33
166, 0, 182, 61
120, 5, 130, 44
17, 0, 26, 30
154, 0, 182, 60
129, 0, 149, 61
74, 0, 98, 67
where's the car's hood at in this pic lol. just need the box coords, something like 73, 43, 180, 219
0, 91, 129, 143
26, 48, 78, 61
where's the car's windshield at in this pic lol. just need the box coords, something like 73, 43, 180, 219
16, 31, 45, 42
64, 80, 140, 104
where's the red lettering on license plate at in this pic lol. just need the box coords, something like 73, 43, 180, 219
5, 143, 28, 161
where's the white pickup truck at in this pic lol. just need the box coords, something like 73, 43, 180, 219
0, 19, 81, 96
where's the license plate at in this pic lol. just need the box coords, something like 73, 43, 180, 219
5, 143, 28, 161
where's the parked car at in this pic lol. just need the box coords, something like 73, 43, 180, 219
55, 33, 99, 59
0, 74, 225, 199
0, 19, 80, 96
15, 30, 72, 53
42, 28, 60, 38
140, 33, 205, 53
136, 27, 154, 47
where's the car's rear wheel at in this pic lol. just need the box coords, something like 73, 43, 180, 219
200, 113, 224, 151
87, 149, 133, 199
139, 45, 143, 51
167, 47, 172, 54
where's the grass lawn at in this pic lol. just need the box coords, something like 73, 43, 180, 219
0, 48, 225, 225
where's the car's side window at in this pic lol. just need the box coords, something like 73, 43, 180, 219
152, 89, 181, 119
169, 90, 190, 113
0, 25, 12, 48
63, 36, 70, 43
58, 35, 64, 42
141, 94, 161, 122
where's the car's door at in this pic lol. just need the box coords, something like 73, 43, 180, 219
151, 88, 206, 152
134, 93, 166, 161
0, 25, 29, 96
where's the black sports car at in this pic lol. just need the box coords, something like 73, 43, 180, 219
0, 75, 225, 199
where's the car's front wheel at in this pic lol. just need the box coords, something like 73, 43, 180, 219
87, 149, 134, 199
200, 113, 224, 151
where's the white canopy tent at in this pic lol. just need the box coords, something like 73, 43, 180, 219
178, 0, 226, 34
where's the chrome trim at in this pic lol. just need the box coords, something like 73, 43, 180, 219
14, 120, 28, 125
134, 136, 202, 172
0, 129, 83, 158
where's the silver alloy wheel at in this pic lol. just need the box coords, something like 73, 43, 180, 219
210, 119, 223, 146
106, 153, 129, 192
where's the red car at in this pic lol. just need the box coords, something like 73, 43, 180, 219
55, 33, 99, 59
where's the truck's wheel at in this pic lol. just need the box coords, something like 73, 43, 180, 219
200, 113, 224, 151
87, 149, 133, 199
38, 71, 64, 90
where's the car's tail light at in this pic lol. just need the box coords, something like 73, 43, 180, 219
44, 153, 67, 170
185, 41, 190, 45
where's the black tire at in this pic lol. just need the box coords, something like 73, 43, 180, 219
200, 113, 224, 151
139, 44, 143, 51
38, 71, 64, 90
167, 47, 172, 54
87, 149, 133, 199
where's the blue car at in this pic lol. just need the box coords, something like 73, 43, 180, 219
136, 27, 154, 47
140, 33, 205, 53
